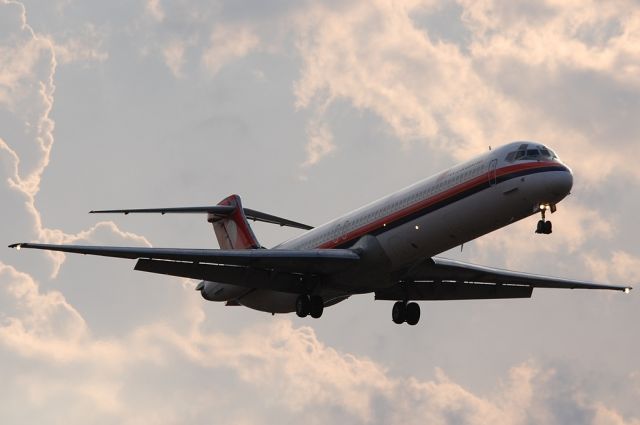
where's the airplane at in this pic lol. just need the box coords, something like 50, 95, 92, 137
9, 142, 632, 325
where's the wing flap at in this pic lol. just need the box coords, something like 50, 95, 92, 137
135, 259, 306, 293
376, 281, 533, 301
9, 243, 359, 274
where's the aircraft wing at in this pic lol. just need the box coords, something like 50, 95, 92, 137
8, 243, 359, 275
376, 257, 631, 301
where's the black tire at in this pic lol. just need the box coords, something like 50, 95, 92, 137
309, 296, 324, 319
392, 301, 406, 324
536, 220, 545, 234
296, 295, 310, 318
405, 302, 421, 326
544, 220, 552, 234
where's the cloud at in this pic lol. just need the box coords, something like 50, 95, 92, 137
592, 404, 640, 425
0, 0, 150, 277
584, 250, 640, 286
462, 0, 640, 86
0, 262, 92, 363
53, 24, 108, 65
145, 0, 165, 23
291, 0, 640, 184
201, 24, 259, 76
162, 39, 186, 78
292, 0, 523, 161
1, 1, 638, 423
1, 267, 637, 425
302, 117, 336, 167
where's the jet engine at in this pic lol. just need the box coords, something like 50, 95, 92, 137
197, 281, 248, 302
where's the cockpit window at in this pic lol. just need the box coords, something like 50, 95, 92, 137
504, 144, 559, 162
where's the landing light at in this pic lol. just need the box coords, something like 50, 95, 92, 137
16, 245, 20, 251
415, 225, 420, 230
624, 287, 630, 294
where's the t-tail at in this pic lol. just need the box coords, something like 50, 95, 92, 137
208, 195, 261, 249
86, 195, 314, 250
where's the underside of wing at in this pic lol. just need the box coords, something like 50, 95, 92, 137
134, 259, 310, 294
375, 257, 631, 301
8, 243, 359, 275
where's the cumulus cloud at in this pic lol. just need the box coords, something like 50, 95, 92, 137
462, 0, 640, 86
53, 24, 108, 65
145, 0, 165, 23
584, 250, 640, 286
292, 0, 525, 161
1, 267, 637, 425
162, 39, 186, 78
201, 24, 259, 76
1, 1, 639, 423
291, 0, 640, 183
302, 117, 336, 167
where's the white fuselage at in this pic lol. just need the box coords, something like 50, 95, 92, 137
205, 142, 573, 313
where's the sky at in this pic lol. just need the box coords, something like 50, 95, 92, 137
1, 0, 639, 423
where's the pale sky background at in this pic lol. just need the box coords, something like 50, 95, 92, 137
1, 0, 639, 423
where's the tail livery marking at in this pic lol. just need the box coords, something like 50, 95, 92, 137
209, 195, 261, 250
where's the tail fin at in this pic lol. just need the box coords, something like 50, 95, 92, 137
208, 195, 261, 249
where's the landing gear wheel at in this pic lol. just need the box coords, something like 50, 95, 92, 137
536, 205, 553, 234
295, 295, 310, 318
392, 301, 406, 324
405, 302, 421, 325
309, 296, 324, 319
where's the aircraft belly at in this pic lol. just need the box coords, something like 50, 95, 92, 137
236, 289, 349, 314
237, 290, 299, 313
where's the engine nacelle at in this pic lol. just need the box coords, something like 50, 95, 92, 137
199, 281, 248, 302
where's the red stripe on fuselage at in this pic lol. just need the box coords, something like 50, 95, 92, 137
317, 161, 561, 249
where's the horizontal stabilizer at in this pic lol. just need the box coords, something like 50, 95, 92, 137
90, 206, 313, 230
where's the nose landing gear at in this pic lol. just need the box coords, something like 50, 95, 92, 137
535, 204, 555, 235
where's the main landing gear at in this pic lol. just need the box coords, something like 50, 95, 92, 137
296, 294, 324, 319
392, 301, 420, 325
535, 203, 555, 235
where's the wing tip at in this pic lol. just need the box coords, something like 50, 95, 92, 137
8, 243, 24, 249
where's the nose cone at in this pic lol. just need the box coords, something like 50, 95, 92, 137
547, 165, 573, 200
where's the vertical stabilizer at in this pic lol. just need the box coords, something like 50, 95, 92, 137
208, 195, 261, 249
